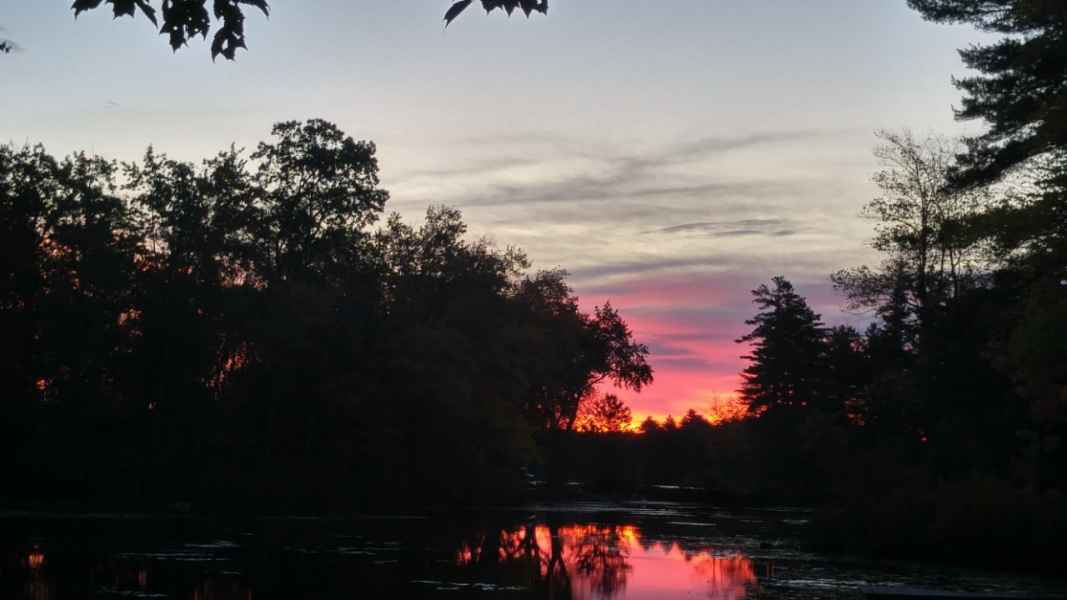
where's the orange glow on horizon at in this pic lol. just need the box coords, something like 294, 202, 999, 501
625, 391, 750, 431
577, 275, 754, 427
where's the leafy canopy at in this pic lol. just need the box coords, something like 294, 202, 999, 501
445, 1, 548, 26
67, 0, 548, 60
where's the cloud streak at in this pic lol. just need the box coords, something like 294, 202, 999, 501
649, 218, 801, 238
392, 129, 832, 210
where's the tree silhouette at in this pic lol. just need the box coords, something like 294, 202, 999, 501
822, 325, 871, 421
736, 276, 827, 416
831, 130, 990, 331
445, 0, 548, 26
906, 2, 1067, 328
249, 119, 388, 282
516, 273, 652, 433
680, 408, 712, 431
907, 0, 1067, 191
576, 394, 633, 433
1, 120, 661, 511
638, 415, 661, 434
71, 0, 270, 60
65, 1, 548, 60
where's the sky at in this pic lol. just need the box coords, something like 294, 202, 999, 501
1, 1, 990, 423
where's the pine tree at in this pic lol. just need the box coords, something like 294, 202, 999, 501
908, 1, 1067, 277
907, 1, 1067, 190
736, 276, 828, 416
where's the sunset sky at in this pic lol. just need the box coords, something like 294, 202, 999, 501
2, 1, 988, 422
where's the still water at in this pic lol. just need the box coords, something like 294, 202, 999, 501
3, 502, 1064, 599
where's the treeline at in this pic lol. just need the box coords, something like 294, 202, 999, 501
0, 119, 652, 513
561, 130, 1067, 571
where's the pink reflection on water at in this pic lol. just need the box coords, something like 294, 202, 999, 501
457, 524, 757, 600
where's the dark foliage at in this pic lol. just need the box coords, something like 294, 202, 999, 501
63, 1, 548, 60
736, 277, 830, 417
0, 120, 651, 513
907, 2, 1067, 306
906, 0, 1067, 191
71, 0, 270, 60
553, 255, 1065, 569
445, 0, 548, 26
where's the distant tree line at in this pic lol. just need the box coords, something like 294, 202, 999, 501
0, 119, 650, 512
557, 119, 1065, 570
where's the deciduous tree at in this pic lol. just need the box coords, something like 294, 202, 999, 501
63, 1, 548, 60
832, 131, 991, 332
576, 394, 633, 433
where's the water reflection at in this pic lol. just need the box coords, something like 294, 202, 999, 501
25, 547, 45, 571
21, 547, 51, 600
455, 523, 756, 600
5, 508, 1065, 600
4, 521, 755, 600
5, 543, 255, 600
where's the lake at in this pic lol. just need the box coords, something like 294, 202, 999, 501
3, 502, 1064, 599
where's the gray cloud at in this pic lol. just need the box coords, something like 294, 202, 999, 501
386, 127, 877, 322
567, 256, 730, 282
646, 340, 701, 357
655, 218, 784, 233
457, 178, 801, 208
394, 129, 829, 210
654, 357, 720, 371
661, 331, 742, 344
652, 130, 832, 167
564, 245, 856, 289
392, 155, 542, 181
643, 339, 743, 373
452, 131, 576, 149
650, 218, 803, 238
480, 197, 787, 231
